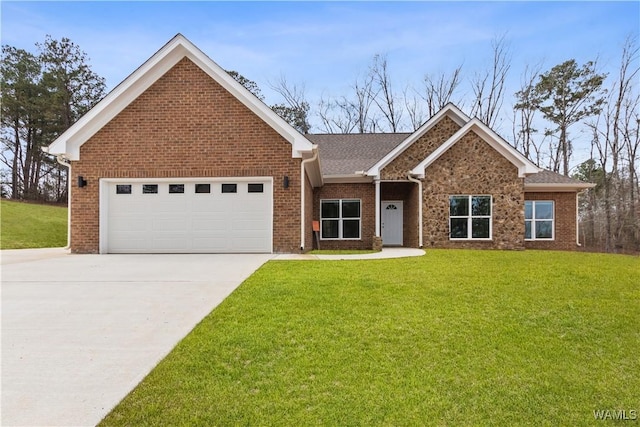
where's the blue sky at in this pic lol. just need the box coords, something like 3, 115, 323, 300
2, 1, 639, 164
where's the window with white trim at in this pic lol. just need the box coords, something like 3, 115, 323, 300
525, 201, 554, 240
320, 199, 361, 240
449, 195, 492, 239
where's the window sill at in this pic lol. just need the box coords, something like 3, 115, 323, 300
449, 238, 493, 241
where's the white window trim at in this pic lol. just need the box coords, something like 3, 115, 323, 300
525, 200, 555, 241
449, 195, 493, 241
320, 199, 362, 240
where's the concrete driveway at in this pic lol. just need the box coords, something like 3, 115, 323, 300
1, 248, 272, 427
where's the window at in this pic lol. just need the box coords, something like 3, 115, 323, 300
116, 185, 131, 194
248, 183, 264, 193
525, 201, 554, 240
449, 195, 492, 239
195, 184, 211, 194
142, 184, 158, 194
320, 199, 361, 239
169, 184, 184, 194
221, 183, 237, 193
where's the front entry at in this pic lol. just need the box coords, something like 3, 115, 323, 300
381, 201, 403, 246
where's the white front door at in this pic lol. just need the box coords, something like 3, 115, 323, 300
381, 201, 403, 246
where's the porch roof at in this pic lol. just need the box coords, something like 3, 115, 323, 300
306, 133, 408, 176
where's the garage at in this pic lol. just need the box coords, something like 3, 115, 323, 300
101, 178, 273, 253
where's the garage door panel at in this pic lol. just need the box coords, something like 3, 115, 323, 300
109, 218, 148, 233
152, 217, 188, 231
152, 238, 190, 250
106, 179, 272, 253
191, 217, 226, 231
232, 219, 270, 231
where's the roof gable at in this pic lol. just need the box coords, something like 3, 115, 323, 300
410, 118, 540, 178
366, 103, 470, 177
46, 34, 314, 160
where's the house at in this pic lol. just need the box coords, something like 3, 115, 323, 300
45, 34, 594, 254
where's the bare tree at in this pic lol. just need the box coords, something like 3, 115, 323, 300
316, 69, 378, 134
586, 35, 639, 251
403, 86, 426, 131
470, 34, 511, 128
513, 62, 544, 164
269, 74, 311, 133
422, 65, 463, 117
370, 54, 403, 131
317, 95, 358, 133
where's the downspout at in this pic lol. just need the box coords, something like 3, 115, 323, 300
55, 154, 72, 250
575, 192, 582, 247
407, 173, 423, 248
375, 179, 381, 237
300, 147, 318, 251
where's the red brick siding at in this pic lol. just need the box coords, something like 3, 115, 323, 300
70, 58, 302, 253
524, 192, 578, 251
313, 183, 375, 250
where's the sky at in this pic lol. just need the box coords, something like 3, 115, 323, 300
1, 1, 639, 166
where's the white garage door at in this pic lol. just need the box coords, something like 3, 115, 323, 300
103, 179, 272, 253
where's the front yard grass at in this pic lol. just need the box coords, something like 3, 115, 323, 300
101, 250, 639, 426
0, 199, 67, 249
309, 249, 378, 255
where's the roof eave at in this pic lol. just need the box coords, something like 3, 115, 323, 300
524, 183, 596, 192
323, 174, 373, 184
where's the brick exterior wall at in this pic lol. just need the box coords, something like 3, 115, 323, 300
70, 58, 303, 253
524, 192, 578, 251
381, 116, 461, 180
313, 183, 375, 250
421, 131, 525, 250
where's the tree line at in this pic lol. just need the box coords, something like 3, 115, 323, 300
2, 35, 638, 252
267, 35, 639, 253
1, 36, 106, 202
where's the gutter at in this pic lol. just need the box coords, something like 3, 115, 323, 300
300, 147, 318, 251
407, 173, 424, 248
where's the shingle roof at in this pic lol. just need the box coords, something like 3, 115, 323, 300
307, 134, 593, 189
524, 169, 587, 185
306, 133, 409, 175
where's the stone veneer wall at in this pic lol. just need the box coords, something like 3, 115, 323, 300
524, 192, 578, 251
381, 116, 461, 180
422, 131, 525, 249
313, 183, 375, 250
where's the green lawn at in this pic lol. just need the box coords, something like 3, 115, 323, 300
309, 249, 378, 255
101, 250, 639, 426
0, 199, 68, 249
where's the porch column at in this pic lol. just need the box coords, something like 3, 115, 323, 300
375, 179, 381, 237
